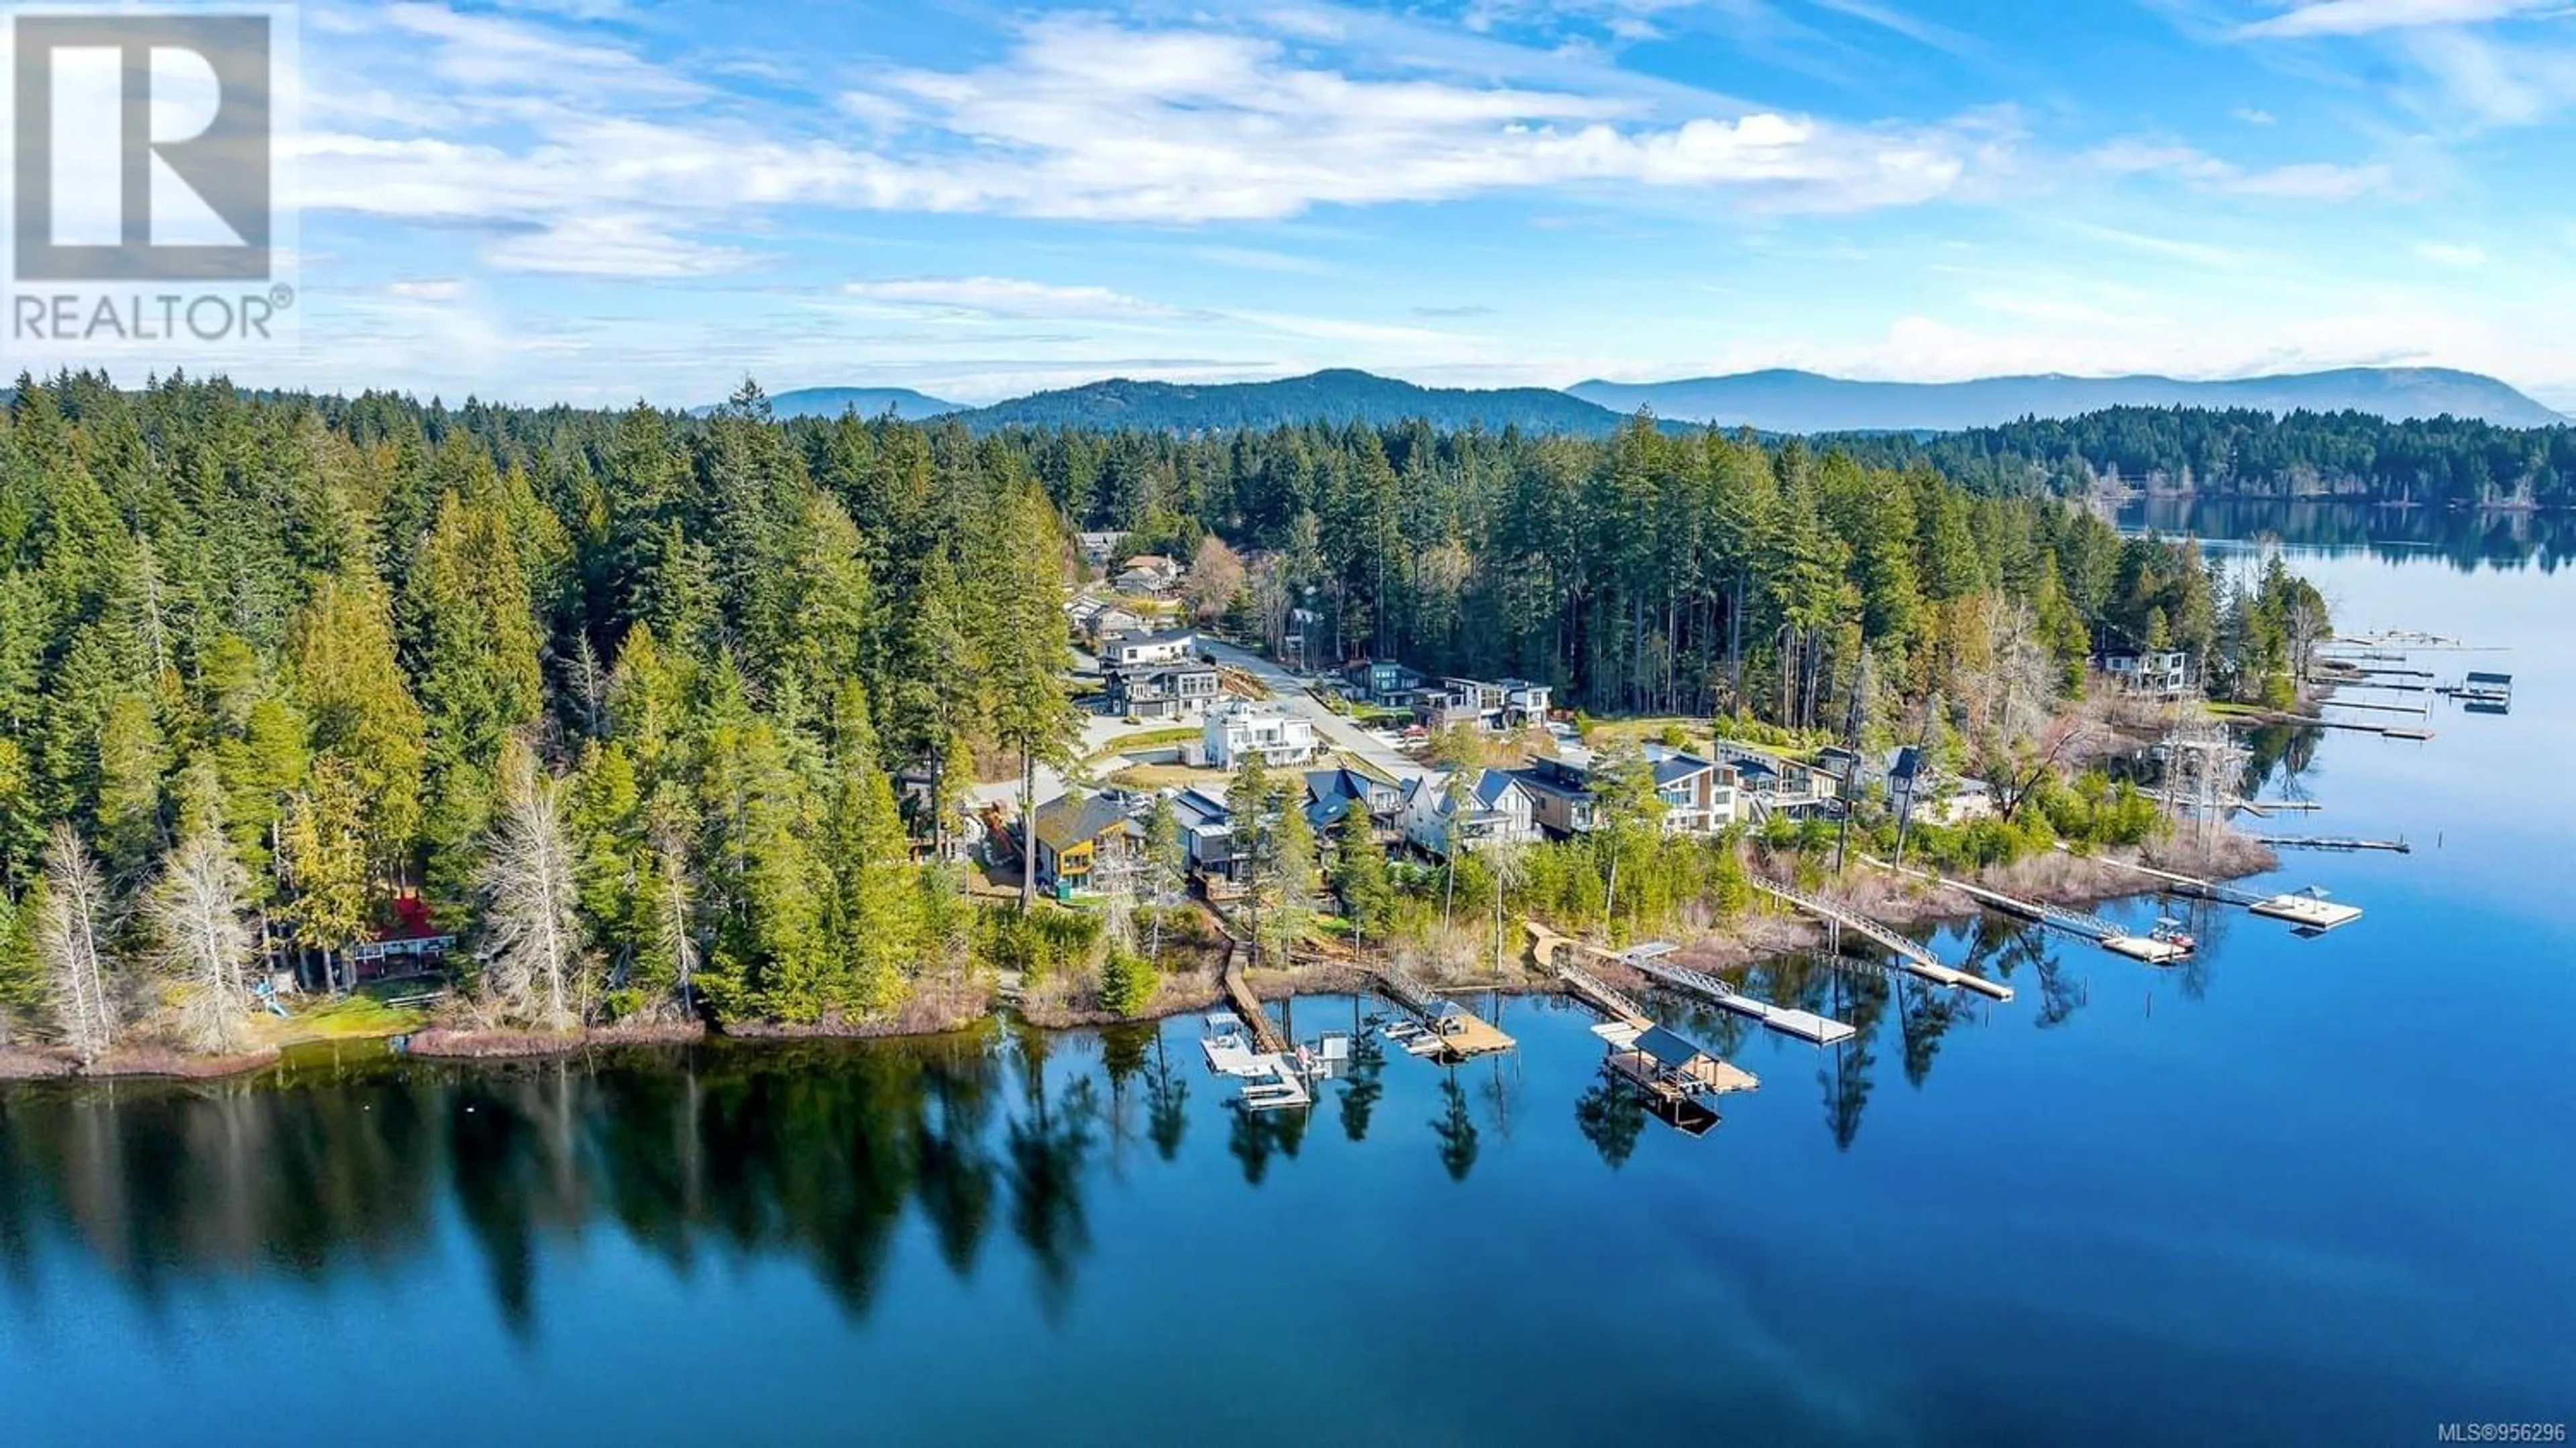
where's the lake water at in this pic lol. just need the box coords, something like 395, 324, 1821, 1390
5, 525, 2574, 1446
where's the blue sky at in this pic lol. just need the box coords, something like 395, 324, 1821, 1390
56, 0, 2576, 407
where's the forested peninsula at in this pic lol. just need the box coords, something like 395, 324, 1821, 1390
1832, 405, 2576, 509
0, 374, 2324, 1074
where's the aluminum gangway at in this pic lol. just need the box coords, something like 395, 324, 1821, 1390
1749, 877, 2015, 1002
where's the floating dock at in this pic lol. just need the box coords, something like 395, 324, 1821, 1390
1593, 1020, 1760, 1097
2092, 856, 2365, 933
1372, 968, 1515, 1063
1872, 858, 2190, 964
2256, 835, 2412, 854
1748, 878, 2015, 1002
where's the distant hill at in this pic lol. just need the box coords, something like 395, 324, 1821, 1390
951, 368, 1627, 435
696, 386, 963, 421
1566, 367, 2567, 432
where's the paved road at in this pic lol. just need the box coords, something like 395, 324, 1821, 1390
1199, 639, 1429, 783
965, 711, 1178, 812
970, 643, 1428, 817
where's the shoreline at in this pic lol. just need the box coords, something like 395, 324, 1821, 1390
0, 837, 2284, 1084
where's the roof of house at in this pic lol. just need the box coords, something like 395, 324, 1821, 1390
1470, 769, 1525, 810
1121, 554, 1179, 572
1171, 788, 1232, 831
1032, 792, 1139, 853
1648, 752, 1716, 789
1511, 764, 1593, 803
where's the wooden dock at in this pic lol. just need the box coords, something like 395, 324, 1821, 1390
1220, 947, 1287, 1054
1372, 967, 1515, 1063
1594, 1021, 1760, 1098
1749, 878, 2013, 1002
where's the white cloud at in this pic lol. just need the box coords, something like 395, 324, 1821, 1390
2237, 0, 2560, 39
291, 7, 1996, 280
386, 278, 467, 300
2404, 27, 2576, 125
2233, 107, 2279, 123
839, 277, 1201, 321
837, 15, 1994, 221
2415, 240, 2489, 266
2084, 138, 2392, 198
482, 214, 757, 277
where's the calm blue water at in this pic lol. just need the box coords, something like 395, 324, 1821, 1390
4, 535, 2573, 1446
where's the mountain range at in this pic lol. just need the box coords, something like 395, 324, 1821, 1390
699, 385, 963, 421
714, 366, 2567, 435
1566, 366, 2568, 432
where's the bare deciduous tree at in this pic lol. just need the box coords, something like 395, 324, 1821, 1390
476, 752, 588, 1032
37, 825, 117, 1066
147, 825, 261, 1054
1182, 535, 1246, 623
651, 816, 699, 1020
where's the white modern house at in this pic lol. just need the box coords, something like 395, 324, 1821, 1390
2100, 650, 2194, 700
1101, 628, 1199, 671
1202, 700, 1320, 768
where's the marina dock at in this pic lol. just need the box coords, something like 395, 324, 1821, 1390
1748, 878, 2015, 1002
1871, 858, 2191, 964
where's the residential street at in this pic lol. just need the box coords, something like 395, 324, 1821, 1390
1197, 639, 1428, 782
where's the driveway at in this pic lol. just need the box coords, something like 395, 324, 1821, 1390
965, 710, 1182, 812
1199, 639, 1429, 783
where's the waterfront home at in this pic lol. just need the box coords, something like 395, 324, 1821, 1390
1170, 787, 1247, 884
1643, 745, 1740, 834
1100, 627, 1200, 671
1711, 743, 1841, 821
1877, 745, 1996, 825
1106, 661, 1220, 720
1203, 699, 1320, 768
1075, 530, 1128, 566
1030, 790, 1144, 892
1402, 768, 1540, 857
1302, 764, 1406, 842
1512, 756, 1598, 839
2100, 649, 2194, 700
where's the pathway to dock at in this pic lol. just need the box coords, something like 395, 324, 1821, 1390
1748, 878, 2015, 1002
1527, 924, 1853, 1047
1868, 857, 2190, 964
1220, 945, 1288, 1055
